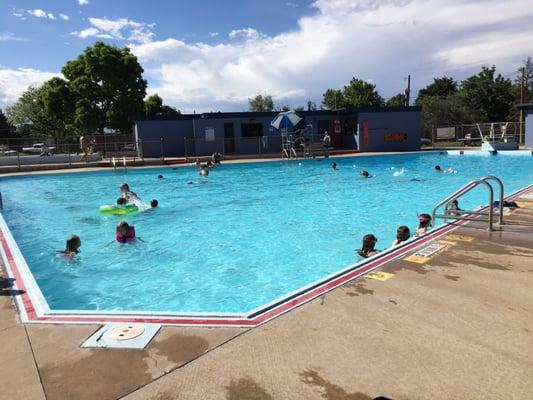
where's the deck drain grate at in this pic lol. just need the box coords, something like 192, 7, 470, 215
81, 323, 160, 349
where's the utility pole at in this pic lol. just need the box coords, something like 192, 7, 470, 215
520, 67, 525, 145
405, 74, 411, 106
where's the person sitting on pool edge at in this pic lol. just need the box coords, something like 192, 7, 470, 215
115, 221, 136, 243
58, 235, 81, 257
416, 214, 432, 236
392, 226, 410, 246
358, 234, 378, 258
119, 183, 141, 204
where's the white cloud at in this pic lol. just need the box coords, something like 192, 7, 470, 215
0, 68, 59, 106
209, 32, 219, 38
128, 0, 533, 113
28, 9, 47, 18
78, 0, 90, 5
70, 17, 155, 43
286, 2, 299, 7
0, 32, 28, 42
228, 28, 266, 41
24, 9, 66, 20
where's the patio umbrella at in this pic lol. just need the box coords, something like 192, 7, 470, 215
270, 111, 302, 131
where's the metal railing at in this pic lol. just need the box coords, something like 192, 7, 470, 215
432, 176, 505, 231
432, 122, 522, 145
0, 136, 170, 170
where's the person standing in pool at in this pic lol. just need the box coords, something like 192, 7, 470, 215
358, 234, 378, 258
58, 235, 81, 257
119, 183, 141, 205
392, 226, 410, 246
416, 214, 432, 236
331, 162, 338, 170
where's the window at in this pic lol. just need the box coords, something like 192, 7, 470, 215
241, 123, 263, 138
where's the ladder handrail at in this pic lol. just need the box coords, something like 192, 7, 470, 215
478, 176, 504, 225
432, 178, 495, 230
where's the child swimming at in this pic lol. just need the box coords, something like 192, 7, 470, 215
115, 221, 136, 243
331, 162, 338, 170
360, 170, 370, 178
357, 234, 378, 258
58, 235, 81, 257
150, 199, 158, 208
392, 226, 410, 246
416, 214, 432, 236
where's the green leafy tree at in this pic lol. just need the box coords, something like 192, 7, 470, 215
323, 78, 384, 109
144, 94, 180, 117
419, 94, 481, 138
5, 86, 46, 137
415, 76, 457, 105
386, 93, 407, 106
62, 41, 147, 134
38, 77, 75, 140
322, 89, 345, 109
248, 94, 274, 112
459, 66, 515, 122
0, 108, 15, 137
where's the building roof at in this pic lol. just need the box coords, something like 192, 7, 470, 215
516, 103, 533, 110
135, 106, 421, 122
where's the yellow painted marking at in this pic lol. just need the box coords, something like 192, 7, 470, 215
438, 240, 457, 246
515, 201, 531, 208
367, 271, 394, 281
404, 254, 431, 264
445, 234, 474, 242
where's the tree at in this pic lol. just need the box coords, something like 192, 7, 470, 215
322, 78, 384, 109
418, 94, 481, 138
38, 77, 75, 140
248, 94, 274, 112
0, 108, 15, 137
415, 76, 458, 105
459, 66, 514, 122
5, 86, 47, 137
386, 93, 407, 106
516, 57, 533, 103
322, 89, 345, 109
144, 94, 180, 117
62, 41, 147, 133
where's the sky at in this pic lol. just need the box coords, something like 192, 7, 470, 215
0, 0, 532, 113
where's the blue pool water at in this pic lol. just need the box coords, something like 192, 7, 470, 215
1, 152, 532, 314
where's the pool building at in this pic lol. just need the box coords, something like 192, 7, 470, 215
134, 106, 422, 158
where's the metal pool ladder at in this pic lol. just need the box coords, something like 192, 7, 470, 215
432, 176, 504, 231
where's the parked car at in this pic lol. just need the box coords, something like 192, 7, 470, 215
21, 143, 56, 153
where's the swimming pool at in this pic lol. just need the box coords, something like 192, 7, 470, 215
1, 152, 532, 319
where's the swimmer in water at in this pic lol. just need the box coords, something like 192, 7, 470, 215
434, 165, 443, 173
331, 162, 338, 170
392, 226, 410, 246
119, 183, 141, 204
158, 174, 164, 179
58, 235, 81, 257
416, 214, 432, 236
199, 166, 209, 177
150, 199, 158, 208
360, 170, 370, 178
206, 160, 214, 169
446, 199, 461, 215
357, 234, 378, 258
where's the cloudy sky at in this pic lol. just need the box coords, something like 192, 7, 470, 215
0, 0, 531, 112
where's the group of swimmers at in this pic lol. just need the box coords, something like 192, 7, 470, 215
357, 213, 433, 258
60, 183, 157, 257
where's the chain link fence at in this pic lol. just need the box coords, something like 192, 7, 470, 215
432, 122, 522, 145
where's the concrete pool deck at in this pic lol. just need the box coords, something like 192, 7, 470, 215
1, 191, 533, 399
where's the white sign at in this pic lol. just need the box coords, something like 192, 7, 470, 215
205, 127, 215, 142
436, 127, 455, 140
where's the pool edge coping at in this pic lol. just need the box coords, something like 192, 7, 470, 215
1, 183, 532, 328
